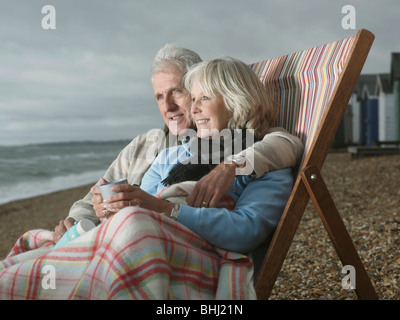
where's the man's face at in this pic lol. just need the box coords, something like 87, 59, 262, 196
153, 64, 192, 135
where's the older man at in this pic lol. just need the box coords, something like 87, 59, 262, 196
54, 44, 304, 241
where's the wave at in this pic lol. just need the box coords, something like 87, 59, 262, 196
0, 170, 105, 205
0, 140, 131, 205
0, 151, 119, 165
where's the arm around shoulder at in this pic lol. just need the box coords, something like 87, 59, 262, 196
240, 127, 304, 177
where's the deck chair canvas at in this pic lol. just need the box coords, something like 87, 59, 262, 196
250, 29, 378, 300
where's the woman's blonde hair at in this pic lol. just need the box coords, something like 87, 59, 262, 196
184, 56, 278, 139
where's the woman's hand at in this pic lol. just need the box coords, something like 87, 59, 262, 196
53, 217, 76, 243
103, 184, 174, 218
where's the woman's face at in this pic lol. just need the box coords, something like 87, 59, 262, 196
190, 81, 232, 138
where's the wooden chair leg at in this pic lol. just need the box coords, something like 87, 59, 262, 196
255, 165, 378, 300
300, 165, 378, 300
255, 177, 311, 299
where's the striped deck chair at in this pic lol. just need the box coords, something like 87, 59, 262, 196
251, 29, 377, 300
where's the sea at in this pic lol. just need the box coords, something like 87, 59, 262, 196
0, 140, 131, 205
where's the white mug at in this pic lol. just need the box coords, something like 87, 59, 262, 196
99, 178, 129, 199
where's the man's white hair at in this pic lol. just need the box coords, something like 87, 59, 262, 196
151, 43, 202, 80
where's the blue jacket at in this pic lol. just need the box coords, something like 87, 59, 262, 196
140, 142, 293, 272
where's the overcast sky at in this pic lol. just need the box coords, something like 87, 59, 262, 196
0, 0, 399, 146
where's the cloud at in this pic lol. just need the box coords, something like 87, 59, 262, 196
0, 0, 399, 145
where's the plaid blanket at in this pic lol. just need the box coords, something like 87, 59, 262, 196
0, 184, 255, 300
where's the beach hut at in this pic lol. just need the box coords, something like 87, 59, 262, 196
353, 75, 378, 146
347, 53, 400, 157
391, 53, 400, 141
375, 74, 396, 142
360, 78, 379, 146
347, 92, 360, 144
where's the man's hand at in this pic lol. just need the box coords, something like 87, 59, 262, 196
53, 217, 76, 243
186, 162, 236, 208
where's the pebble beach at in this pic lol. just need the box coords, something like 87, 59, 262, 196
270, 152, 400, 300
0, 152, 399, 300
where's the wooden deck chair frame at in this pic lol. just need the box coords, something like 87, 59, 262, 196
252, 29, 378, 300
